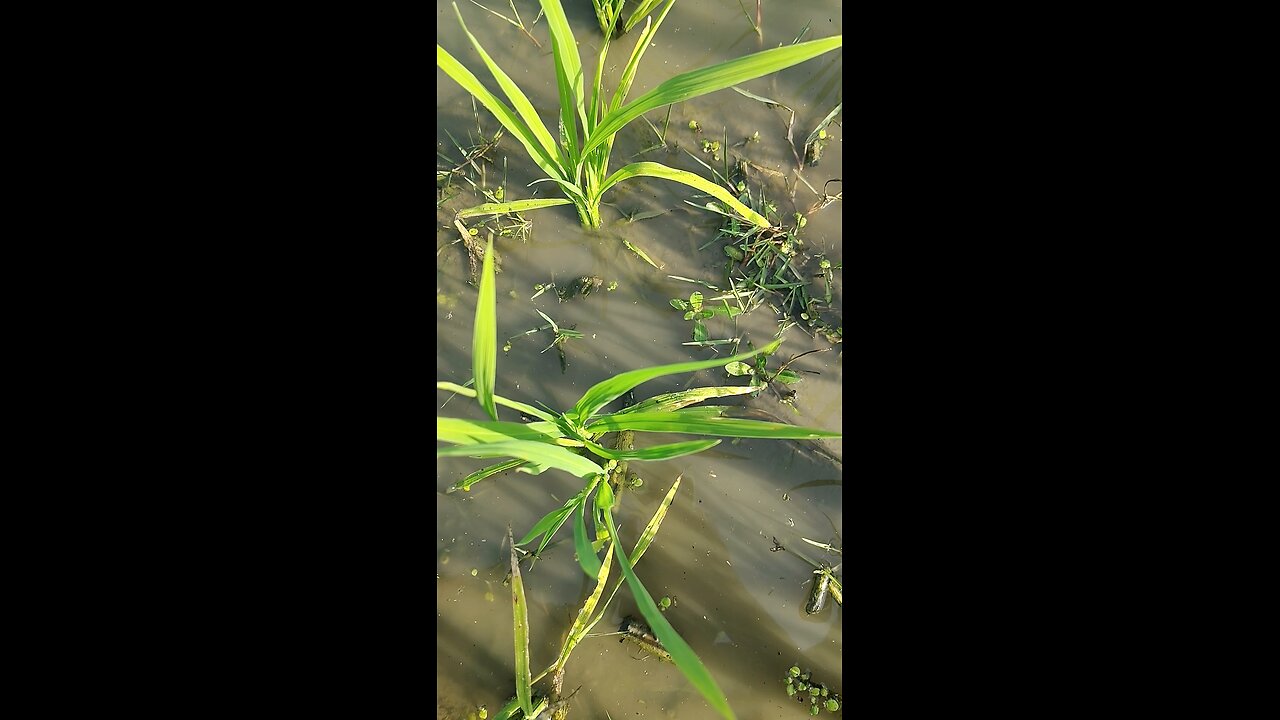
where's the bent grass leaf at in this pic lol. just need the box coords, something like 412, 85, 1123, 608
586, 411, 842, 439
574, 490, 602, 578
456, 198, 574, 219
519, 503, 574, 547
623, 0, 668, 34
584, 438, 720, 461
453, 3, 561, 165
436, 382, 559, 423
805, 101, 843, 148
437, 440, 604, 478
437, 43, 562, 180
601, 501, 735, 719
622, 238, 661, 269
572, 337, 782, 422
591, 406, 727, 427
599, 162, 769, 228
633, 473, 681, 561
473, 235, 498, 421
553, 536, 614, 675
583, 35, 844, 158
614, 386, 756, 414
448, 458, 527, 493
508, 527, 534, 717
575, 475, 682, 672
437, 417, 563, 445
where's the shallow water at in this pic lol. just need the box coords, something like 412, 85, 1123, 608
437, 2, 842, 718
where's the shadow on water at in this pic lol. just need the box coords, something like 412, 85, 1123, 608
438, 1, 841, 717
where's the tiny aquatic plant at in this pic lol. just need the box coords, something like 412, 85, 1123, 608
437, 0, 842, 230
438, 236, 841, 720
668, 290, 744, 346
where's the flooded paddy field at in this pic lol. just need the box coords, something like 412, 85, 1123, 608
438, 2, 841, 718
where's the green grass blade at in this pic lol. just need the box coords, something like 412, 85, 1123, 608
584, 438, 720, 461
585, 35, 843, 157
614, 386, 757, 414
804, 101, 842, 147
601, 506, 735, 720
456, 198, 574, 219
539, 0, 587, 157
572, 338, 782, 423
473, 235, 498, 421
436, 382, 559, 423
437, 417, 564, 444
528, 176, 592, 204
729, 84, 794, 112
610, 0, 676, 112
437, 440, 605, 479
579, 474, 681, 643
438, 44, 563, 180
508, 528, 534, 717
573, 495, 602, 577
517, 489, 578, 545
529, 473, 603, 553
586, 411, 842, 439
623, 0, 667, 34
519, 503, 574, 546
554, 534, 613, 674
492, 695, 549, 720
588, 1, 621, 135
452, 2, 563, 171
622, 238, 661, 269
600, 161, 770, 227
448, 458, 527, 493
602, 406, 729, 421
633, 473, 681, 562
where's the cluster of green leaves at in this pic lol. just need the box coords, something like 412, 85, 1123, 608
669, 290, 744, 346
437, 237, 840, 720
590, 0, 665, 37
437, 0, 842, 230
724, 341, 800, 393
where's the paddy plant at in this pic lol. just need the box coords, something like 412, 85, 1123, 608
589, 0, 665, 37
437, 0, 842, 231
438, 237, 841, 720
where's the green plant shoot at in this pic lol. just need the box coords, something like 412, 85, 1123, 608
438, 0, 842, 229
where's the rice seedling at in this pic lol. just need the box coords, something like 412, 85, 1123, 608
590, 0, 665, 37
438, 237, 841, 719
437, 0, 842, 232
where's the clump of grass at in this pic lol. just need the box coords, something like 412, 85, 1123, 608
438, 234, 840, 720
438, 0, 842, 232
689, 157, 841, 346
591, 0, 666, 38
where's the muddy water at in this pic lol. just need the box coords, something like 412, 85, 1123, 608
438, 2, 842, 718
